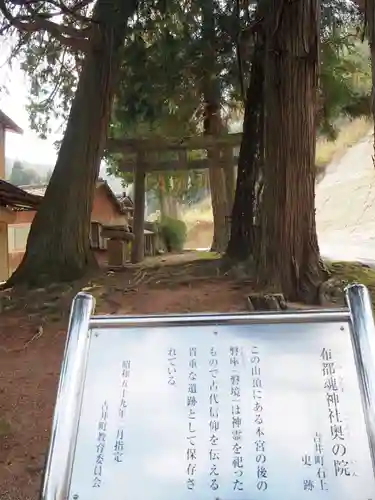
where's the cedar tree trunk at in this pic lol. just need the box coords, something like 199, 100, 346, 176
354, 0, 374, 159
202, 0, 229, 253
226, 38, 265, 260
255, 0, 327, 303
7, 0, 138, 287
158, 175, 168, 218
206, 127, 229, 253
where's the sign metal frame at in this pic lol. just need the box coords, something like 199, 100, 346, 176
39, 283, 375, 500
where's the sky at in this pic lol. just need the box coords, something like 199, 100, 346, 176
0, 57, 124, 192
0, 61, 59, 165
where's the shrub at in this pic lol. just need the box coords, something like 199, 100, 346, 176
159, 216, 187, 252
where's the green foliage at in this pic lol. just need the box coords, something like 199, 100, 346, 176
102, 0, 370, 206
4, 0, 245, 141
104, 0, 242, 207
321, 0, 361, 31
158, 216, 187, 252
1, 0, 369, 152
319, 31, 371, 139
0, 1, 91, 139
317, 2, 369, 138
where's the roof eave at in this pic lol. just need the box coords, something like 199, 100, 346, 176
0, 110, 23, 135
99, 179, 128, 216
0, 180, 42, 209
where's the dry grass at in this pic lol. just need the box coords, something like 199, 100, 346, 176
316, 117, 372, 170
182, 118, 372, 227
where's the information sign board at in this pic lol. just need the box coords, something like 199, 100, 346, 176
40, 284, 375, 500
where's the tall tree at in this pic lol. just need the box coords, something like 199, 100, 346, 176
256, 0, 326, 302
360, 0, 375, 161
226, 28, 265, 260
228, 0, 328, 303
18, 0, 247, 255
110, 0, 241, 250
227, 0, 368, 302
0, 0, 138, 286
201, 0, 230, 253
107, 67, 205, 221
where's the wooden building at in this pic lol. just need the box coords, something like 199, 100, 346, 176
0, 110, 36, 282
9, 179, 136, 273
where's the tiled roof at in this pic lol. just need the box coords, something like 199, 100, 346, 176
19, 178, 128, 214
96, 179, 131, 214
19, 184, 47, 197
0, 180, 42, 210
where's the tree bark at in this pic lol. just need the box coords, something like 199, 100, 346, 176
165, 195, 179, 219
157, 174, 168, 218
207, 145, 229, 253
254, 0, 327, 303
7, 0, 138, 287
131, 158, 145, 264
226, 36, 265, 260
157, 175, 179, 219
201, 0, 229, 253
223, 151, 236, 214
353, 0, 374, 157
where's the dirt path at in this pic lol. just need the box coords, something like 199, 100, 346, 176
0, 277, 249, 500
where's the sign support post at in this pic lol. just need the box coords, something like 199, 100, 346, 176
346, 284, 375, 470
40, 293, 95, 500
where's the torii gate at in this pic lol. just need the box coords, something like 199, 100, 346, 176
107, 132, 242, 263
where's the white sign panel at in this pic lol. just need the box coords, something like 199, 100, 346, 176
68, 321, 375, 500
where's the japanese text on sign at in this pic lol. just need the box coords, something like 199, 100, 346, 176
186, 347, 198, 491
251, 345, 268, 492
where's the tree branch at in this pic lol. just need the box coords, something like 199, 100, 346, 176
39, 48, 67, 107
10, 0, 95, 24
47, 0, 94, 24
0, 0, 91, 50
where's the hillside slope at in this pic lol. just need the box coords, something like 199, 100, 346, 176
185, 132, 375, 262
316, 133, 375, 263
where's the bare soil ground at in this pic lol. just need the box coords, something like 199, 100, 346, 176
0, 255, 249, 500
0, 252, 372, 500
